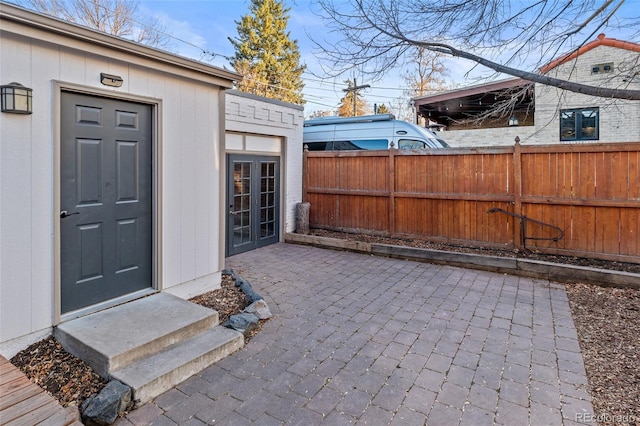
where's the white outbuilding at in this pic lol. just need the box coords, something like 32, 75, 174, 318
0, 2, 303, 358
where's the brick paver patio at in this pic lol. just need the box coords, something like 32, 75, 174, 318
117, 243, 594, 425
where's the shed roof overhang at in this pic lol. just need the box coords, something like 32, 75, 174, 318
412, 78, 533, 127
0, 1, 242, 88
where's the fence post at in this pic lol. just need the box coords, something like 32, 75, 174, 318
389, 147, 396, 236
296, 202, 311, 234
513, 137, 523, 250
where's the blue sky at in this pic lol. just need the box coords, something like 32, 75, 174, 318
139, 0, 639, 117
139, 0, 480, 117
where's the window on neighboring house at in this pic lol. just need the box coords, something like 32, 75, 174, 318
560, 108, 599, 141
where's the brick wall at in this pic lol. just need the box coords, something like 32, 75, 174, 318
443, 126, 536, 147
534, 44, 640, 144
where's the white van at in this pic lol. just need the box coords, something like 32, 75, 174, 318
303, 114, 449, 151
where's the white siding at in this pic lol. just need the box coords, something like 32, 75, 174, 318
1, 31, 46, 353
225, 91, 304, 235
0, 17, 232, 355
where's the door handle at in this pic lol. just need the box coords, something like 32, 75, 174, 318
60, 210, 80, 219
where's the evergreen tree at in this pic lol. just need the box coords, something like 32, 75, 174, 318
229, 0, 306, 104
337, 79, 369, 116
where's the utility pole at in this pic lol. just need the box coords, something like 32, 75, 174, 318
342, 78, 370, 116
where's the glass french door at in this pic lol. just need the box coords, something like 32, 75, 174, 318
226, 155, 280, 256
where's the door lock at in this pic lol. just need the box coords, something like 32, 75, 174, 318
60, 210, 80, 219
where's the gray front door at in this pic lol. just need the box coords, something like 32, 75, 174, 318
226, 155, 280, 256
60, 92, 152, 313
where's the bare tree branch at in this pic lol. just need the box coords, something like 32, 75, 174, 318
417, 40, 640, 100
18, 0, 170, 48
314, 0, 640, 100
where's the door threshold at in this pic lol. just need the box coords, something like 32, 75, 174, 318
60, 288, 158, 324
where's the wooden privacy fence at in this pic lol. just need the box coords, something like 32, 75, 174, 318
303, 142, 640, 263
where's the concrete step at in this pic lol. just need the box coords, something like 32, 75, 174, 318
111, 326, 244, 404
55, 293, 220, 378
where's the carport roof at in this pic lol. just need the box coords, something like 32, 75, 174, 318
412, 77, 533, 126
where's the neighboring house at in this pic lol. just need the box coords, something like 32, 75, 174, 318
535, 34, 640, 144
0, 3, 302, 357
413, 34, 640, 147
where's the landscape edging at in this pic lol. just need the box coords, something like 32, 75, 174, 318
284, 233, 640, 290
221, 269, 272, 335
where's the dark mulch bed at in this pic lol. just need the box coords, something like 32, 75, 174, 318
190, 273, 249, 325
10, 337, 107, 408
311, 229, 640, 424
566, 283, 640, 426
309, 229, 640, 274
10, 274, 252, 410
190, 273, 264, 342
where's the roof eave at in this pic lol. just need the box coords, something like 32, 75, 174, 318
0, 1, 243, 87
412, 78, 528, 105
540, 33, 640, 74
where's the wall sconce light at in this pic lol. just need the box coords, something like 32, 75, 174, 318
100, 73, 123, 87
508, 114, 519, 126
1, 82, 33, 114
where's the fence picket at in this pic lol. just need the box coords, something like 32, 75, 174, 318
303, 143, 640, 263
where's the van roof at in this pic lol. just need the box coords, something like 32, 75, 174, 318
304, 114, 396, 126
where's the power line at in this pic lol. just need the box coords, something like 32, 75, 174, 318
302, 74, 412, 93
342, 78, 370, 116
19, 1, 419, 110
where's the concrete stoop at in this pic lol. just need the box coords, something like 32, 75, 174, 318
55, 293, 244, 404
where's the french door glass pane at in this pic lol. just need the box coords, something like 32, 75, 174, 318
233, 162, 252, 246
260, 161, 277, 239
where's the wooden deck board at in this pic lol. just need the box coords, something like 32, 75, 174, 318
0, 356, 81, 426
0, 361, 17, 374
4, 400, 63, 426
0, 381, 44, 411
40, 406, 83, 426
0, 377, 33, 398
0, 392, 53, 424
0, 370, 25, 386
